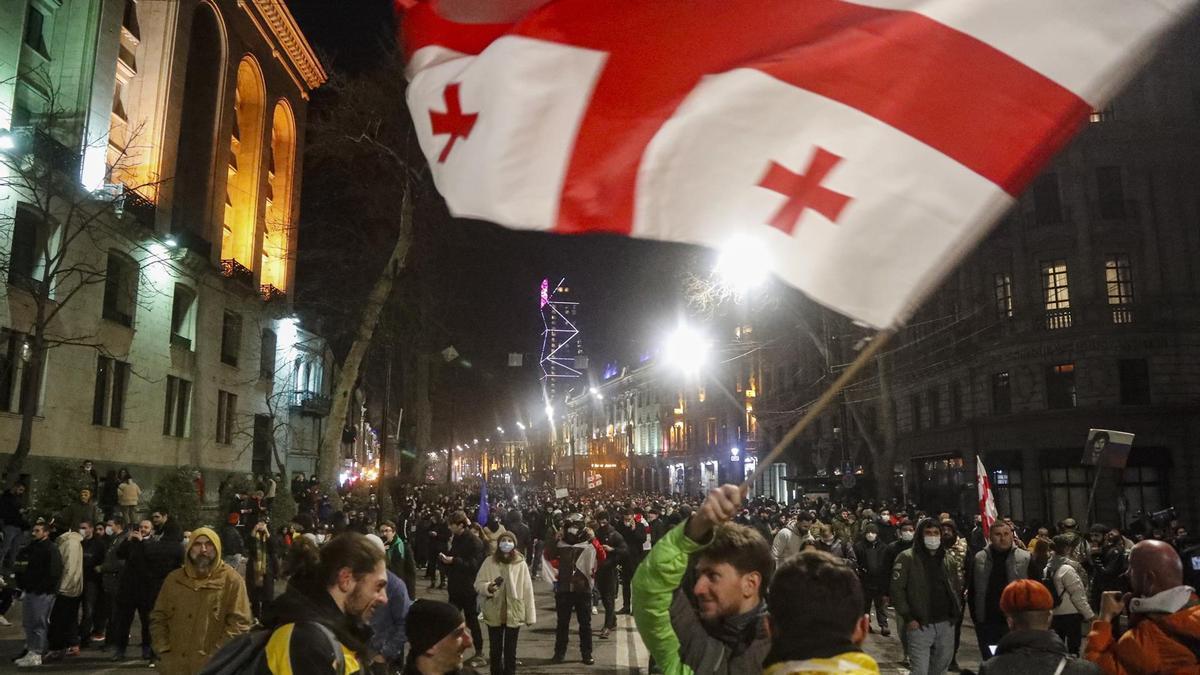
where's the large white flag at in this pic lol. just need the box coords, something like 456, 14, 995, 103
400, 0, 1196, 328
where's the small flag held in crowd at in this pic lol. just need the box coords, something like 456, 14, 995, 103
977, 456, 998, 538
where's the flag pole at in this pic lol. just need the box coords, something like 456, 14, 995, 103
742, 329, 895, 491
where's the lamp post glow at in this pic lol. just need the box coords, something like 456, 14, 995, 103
714, 234, 769, 295
662, 323, 711, 375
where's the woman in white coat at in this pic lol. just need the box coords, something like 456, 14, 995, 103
475, 531, 536, 675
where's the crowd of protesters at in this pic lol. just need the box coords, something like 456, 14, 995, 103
0, 463, 1197, 674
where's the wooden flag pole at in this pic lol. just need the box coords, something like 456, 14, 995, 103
742, 329, 895, 491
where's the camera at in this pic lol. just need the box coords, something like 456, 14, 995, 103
1149, 507, 1178, 527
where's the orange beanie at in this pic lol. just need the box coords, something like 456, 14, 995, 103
999, 579, 1054, 614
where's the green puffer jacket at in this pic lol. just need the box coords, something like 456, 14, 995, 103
890, 546, 963, 625
632, 522, 770, 675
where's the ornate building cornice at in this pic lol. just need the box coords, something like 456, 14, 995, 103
240, 0, 328, 93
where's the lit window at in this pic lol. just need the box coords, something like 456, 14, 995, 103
1105, 254, 1134, 324
1041, 260, 1071, 329
1089, 106, 1115, 123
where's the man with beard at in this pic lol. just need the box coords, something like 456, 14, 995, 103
633, 484, 773, 675
263, 532, 389, 673
149, 527, 251, 673
439, 511, 486, 668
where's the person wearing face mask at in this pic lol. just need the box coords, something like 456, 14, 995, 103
545, 515, 597, 665
475, 532, 535, 675
98, 516, 129, 650
854, 523, 891, 636
890, 518, 962, 675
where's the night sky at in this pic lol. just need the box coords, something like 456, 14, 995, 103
287, 0, 705, 431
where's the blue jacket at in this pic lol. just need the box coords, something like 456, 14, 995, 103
370, 569, 411, 662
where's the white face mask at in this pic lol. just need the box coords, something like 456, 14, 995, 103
498, 541, 515, 553
79, 529, 89, 538
899, 530, 914, 542
105, 526, 114, 536
865, 532, 878, 542
924, 535, 941, 551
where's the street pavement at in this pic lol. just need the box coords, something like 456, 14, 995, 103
0, 578, 983, 673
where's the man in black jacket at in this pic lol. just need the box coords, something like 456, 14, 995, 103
14, 521, 62, 666
426, 510, 449, 589
98, 516, 130, 651
615, 509, 648, 615
439, 511, 485, 668
109, 519, 182, 661
594, 510, 629, 638
979, 579, 1100, 675
0, 482, 28, 568
78, 520, 108, 647
854, 523, 891, 636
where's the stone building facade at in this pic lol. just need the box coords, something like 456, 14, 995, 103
0, 0, 331, 498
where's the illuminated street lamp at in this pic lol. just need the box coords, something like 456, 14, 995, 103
714, 234, 769, 295
663, 323, 711, 375
516, 421, 526, 431
497, 426, 504, 434
545, 404, 554, 419
0, 130, 15, 152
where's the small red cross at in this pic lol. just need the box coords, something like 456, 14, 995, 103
429, 83, 478, 163
756, 147, 851, 235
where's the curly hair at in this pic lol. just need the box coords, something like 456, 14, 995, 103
698, 523, 774, 586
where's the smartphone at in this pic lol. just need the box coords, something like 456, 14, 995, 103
494, 576, 504, 587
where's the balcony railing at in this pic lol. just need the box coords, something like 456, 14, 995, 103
1111, 305, 1135, 325
260, 284, 286, 302
292, 391, 332, 417
1045, 307, 1073, 330
220, 259, 253, 285
122, 186, 156, 230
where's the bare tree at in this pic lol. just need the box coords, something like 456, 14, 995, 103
0, 70, 172, 483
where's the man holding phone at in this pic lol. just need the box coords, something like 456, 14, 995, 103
1085, 539, 1200, 672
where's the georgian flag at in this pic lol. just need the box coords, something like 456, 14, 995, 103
400, 0, 1195, 328
977, 456, 998, 538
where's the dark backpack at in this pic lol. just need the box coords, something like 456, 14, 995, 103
198, 621, 344, 675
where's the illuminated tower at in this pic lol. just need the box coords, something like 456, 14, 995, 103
539, 277, 584, 401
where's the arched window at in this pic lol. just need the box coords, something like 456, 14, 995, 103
261, 100, 294, 294
223, 57, 265, 268
174, 3, 226, 239
102, 251, 138, 327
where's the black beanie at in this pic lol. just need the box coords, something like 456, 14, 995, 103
406, 600, 464, 659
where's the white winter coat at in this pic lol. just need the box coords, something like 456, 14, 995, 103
475, 554, 536, 628
57, 531, 84, 597
1049, 556, 1095, 620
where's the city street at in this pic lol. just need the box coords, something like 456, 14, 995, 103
0, 576, 983, 674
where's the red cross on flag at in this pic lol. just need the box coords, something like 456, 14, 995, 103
400, 0, 1196, 328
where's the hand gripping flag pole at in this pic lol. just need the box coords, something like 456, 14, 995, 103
742, 329, 893, 491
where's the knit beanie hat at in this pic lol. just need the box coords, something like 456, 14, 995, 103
407, 600, 464, 658
999, 579, 1054, 614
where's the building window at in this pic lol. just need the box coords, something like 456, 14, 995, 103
1032, 173, 1063, 225
1046, 363, 1077, 409
1121, 466, 1166, 517
163, 375, 191, 437
909, 394, 923, 432
23, 5, 49, 56
0, 329, 40, 414
1043, 466, 1094, 525
92, 356, 130, 427
102, 251, 138, 327
1105, 254, 1135, 324
220, 311, 241, 367
260, 329, 276, 379
993, 273, 1013, 319
1096, 166, 1126, 219
951, 381, 964, 422
991, 371, 1011, 415
169, 284, 197, 349
8, 206, 48, 289
705, 418, 717, 447
928, 388, 941, 427
1041, 260, 1072, 329
1119, 358, 1151, 405
991, 468, 1024, 522
216, 389, 237, 444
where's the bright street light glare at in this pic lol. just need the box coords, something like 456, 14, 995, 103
0, 132, 14, 152
545, 404, 554, 418
714, 234, 769, 293
663, 324, 711, 374
516, 421, 526, 430
497, 426, 504, 434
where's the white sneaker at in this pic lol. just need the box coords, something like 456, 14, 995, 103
591, 606, 598, 615
14, 652, 41, 667
0, 615, 10, 626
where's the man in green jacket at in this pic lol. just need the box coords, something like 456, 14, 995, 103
890, 517, 963, 675
632, 484, 773, 675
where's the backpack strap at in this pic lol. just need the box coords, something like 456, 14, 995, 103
1052, 657, 1067, 675
299, 621, 348, 674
